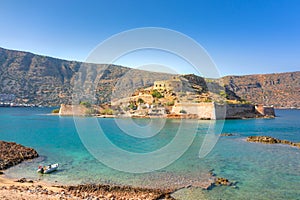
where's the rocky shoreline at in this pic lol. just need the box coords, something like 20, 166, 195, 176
0, 173, 236, 200
0, 180, 176, 200
0, 141, 39, 170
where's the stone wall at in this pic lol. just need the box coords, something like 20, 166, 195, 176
172, 102, 215, 119
225, 104, 256, 119
263, 107, 275, 116
255, 105, 275, 116
59, 104, 89, 116
171, 102, 274, 119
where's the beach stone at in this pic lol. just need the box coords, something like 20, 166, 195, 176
16, 178, 27, 183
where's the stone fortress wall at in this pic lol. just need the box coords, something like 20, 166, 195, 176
172, 102, 274, 119
153, 77, 183, 92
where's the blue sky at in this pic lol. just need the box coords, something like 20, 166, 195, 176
0, 0, 299, 76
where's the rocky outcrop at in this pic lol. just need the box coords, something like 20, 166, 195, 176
247, 136, 300, 148
0, 141, 39, 170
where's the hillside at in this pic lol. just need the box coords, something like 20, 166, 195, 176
222, 72, 300, 108
0, 47, 171, 106
0, 47, 299, 108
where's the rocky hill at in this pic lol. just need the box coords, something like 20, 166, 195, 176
0, 47, 299, 108
0, 47, 171, 106
222, 72, 300, 108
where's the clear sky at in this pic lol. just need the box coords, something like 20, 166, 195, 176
0, 0, 299, 76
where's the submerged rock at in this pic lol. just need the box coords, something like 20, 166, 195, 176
247, 136, 300, 149
206, 170, 237, 190
247, 136, 280, 144
220, 133, 235, 137
291, 143, 300, 148
215, 177, 232, 186
0, 141, 39, 170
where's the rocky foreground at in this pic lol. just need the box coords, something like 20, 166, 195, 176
0, 182, 175, 200
0, 141, 39, 170
247, 136, 300, 148
0, 174, 235, 200
0, 140, 236, 199
0, 141, 174, 199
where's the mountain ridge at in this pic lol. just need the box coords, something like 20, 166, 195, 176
0, 47, 299, 108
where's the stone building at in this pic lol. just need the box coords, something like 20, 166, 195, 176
153, 77, 182, 92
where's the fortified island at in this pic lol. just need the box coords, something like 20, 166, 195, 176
59, 74, 275, 119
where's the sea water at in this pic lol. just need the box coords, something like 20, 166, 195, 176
0, 107, 299, 199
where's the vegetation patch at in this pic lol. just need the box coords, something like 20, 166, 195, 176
51, 109, 59, 113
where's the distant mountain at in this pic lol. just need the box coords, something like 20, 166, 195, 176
0, 47, 299, 108
222, 72, 300, 108
0, 47, 171, 106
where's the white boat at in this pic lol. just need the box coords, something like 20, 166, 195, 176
37, 163, 59, 174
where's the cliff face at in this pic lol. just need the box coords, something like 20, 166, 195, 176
0, 47, 299, 108
222, 72, 300, 108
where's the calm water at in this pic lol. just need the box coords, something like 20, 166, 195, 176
0, 108, 299, 199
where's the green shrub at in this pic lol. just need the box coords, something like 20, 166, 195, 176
151, 90, 163, 98
137, 98, 144, 104
179, 109, 187, 114
52, 109, 59, 114
204, 98, 212, 102
80, 101, 92, 108
165, 101, 175, 106
241, 100, 252, 104
101, 108, 114, 115
85, 108, 98, 115
219, 90, 228, 99
128, 102, 137, 110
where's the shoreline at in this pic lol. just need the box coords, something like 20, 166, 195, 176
0, 173, 177, 200
52, 113, 276, 120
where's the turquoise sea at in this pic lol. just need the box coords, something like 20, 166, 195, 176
0, 107, 299, 199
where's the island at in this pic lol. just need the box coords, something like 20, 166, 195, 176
59, 74, 275, 119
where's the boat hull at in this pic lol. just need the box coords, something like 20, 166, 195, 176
37, 163, 59, 174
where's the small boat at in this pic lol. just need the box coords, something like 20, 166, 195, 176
37, 163, 59, 174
